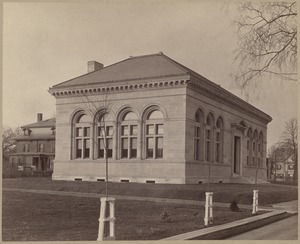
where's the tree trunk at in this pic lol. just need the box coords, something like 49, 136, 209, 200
293, 154, 298, 182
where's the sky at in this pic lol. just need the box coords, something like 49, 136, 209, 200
2, 0, 298, 151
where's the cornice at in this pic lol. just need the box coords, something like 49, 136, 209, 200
48, 78, 190, 97
187, 79, 272, 124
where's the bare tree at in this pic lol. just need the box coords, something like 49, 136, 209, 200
2, 126, 19, 154
81, 93, 115, 197
281, 118, 298, 182
232, 2, 297, 98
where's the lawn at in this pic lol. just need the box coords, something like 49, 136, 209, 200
2, 191, 262, 241
3, 178, 298, 205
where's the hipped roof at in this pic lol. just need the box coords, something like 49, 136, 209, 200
52, 53, 193, 88
21, 118, 56, 129
50, 52, 272, 123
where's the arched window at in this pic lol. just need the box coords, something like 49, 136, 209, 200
246, 128, 252, 166
145, 110, 164, 159
97, 113, 114, 159
258, 132, 263, 167
215, 117, 223, 163
75, 114, 91, 159
194, 109, 204, 160
120, 111, 138, 159
205, 113, 214, 162
253, 130, 258, 166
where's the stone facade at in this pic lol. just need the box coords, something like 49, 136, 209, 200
49, 53, 272, 184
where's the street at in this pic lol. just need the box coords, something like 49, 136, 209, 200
227, 214, 298, 240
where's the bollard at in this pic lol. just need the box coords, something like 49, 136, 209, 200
204, 192, 213, 226
97, 197, 116, 241
252, 190, 259, 214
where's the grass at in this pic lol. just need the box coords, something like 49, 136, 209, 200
2, 191, 263, 241
3, 178, 298, 205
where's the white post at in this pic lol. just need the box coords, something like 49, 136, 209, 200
109, 200, 115, 238
204, 192, 213, 226
252, 190, 259, 214
97, 198, 106, 241
97, 197, 116, 241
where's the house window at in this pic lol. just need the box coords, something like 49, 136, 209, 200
24, 144, 29, 152
24, 129, 31, 136
194, 109, 204, 161
205, 114, 214, 162
120, 112, 138, 159
51, 142, 55, 153
38, 143, 44, 152
97, 113, 114, 159
75, 114, 90, 159
145, 110, 164, 159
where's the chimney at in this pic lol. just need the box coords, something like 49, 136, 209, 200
37, 113, 43, 122
87, 61, 104, 73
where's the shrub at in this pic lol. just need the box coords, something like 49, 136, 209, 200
230, 200, 239, 212
160, 208, 172, 222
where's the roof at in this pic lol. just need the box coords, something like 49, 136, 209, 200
49, 52, 272, 123
21, 118, 56, 129
52, 53, 189, 88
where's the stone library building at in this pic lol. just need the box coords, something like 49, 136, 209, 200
49, 52, 272, 184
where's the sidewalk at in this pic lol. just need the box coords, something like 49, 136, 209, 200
4, 187, 297, 212
161, 210, 289, 240
3, 187, 252, 209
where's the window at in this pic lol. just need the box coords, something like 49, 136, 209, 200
75, 114, 90, 159
38, 143, 44, 152
258, 132, 263, 167
97, 113, 114, 159
24, 129, 31, 136
215, 117, 223, 163
51, 142, 55, 153
253, 130, 258, 167
246, 128, 252, 166
194, 109, 203, 160
145, 110, 164, 159
120, 112, 138, 159
205, 114, 213, 162
24, 144, 29, 152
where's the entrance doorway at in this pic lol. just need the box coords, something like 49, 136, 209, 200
234, 136, 241, 174
33, 157, 39, 170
